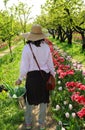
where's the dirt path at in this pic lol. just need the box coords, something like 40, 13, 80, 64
18, 105, 56, 130
0, 43, 20, 58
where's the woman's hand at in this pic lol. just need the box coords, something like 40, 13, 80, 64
15, 79, 22, 85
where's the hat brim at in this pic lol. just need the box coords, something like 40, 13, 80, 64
27, 33, 47, 41
20, 32, 30, 39
21, 32, 48, 41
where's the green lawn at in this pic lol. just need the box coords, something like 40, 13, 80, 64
50, 37, 85, 67
0, 40, 25, 130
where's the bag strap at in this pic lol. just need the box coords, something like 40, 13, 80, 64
29, 44, 44, 78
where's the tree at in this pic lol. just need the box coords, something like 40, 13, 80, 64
14, 2, 32, 44
73, 9, 85, 50
0, 0, 13, 59
35, 1, 58, 38
0, 1, 20, 60
3, 0, 9, 9
39, 0, 85, 46
14, 2, 31, 33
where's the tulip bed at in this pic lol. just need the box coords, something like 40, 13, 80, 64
46, 38, 85, 130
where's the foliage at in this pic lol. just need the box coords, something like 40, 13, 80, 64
36, 0, 85, 45
0, 0, 32, 57
0, 9, 20, 58
14, 2, 32, 33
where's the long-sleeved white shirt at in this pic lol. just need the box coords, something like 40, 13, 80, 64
19, 41, 55, 80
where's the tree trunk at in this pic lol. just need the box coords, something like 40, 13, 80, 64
57, 25, 65, 42
74, 26, 85, 50
81, 33, 85, 51
48, 29, 55, 39
51, 29, 55, 39
8, 39, 13, 60
66, 28, 72, 45
67, 33, 72, 45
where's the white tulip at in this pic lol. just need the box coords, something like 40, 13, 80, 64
58, 80, 61, 84
72, 113, 76, 118
69, 104, 73, 110
58, 121, 62, 125
58, 86, 63, 91
56, 105, 60, 111
65, 112, 70, 118
63, 101, 68, 105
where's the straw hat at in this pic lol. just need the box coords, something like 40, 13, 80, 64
21, 24, 47, 41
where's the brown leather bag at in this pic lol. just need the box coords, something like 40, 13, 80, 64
46, 74, 56, 90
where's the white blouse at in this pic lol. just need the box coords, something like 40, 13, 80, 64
19, 41, 55, 80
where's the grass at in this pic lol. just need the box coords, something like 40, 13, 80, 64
0, 97, 24, 130
0, 40, 25, 130
50, 37, 85, 67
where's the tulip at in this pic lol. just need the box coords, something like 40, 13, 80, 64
64, 101, 68, 105
58, 121, 62, 125
65, 112, 70, 118
72, 113, 76, 118
56, 105, 60, 111
69, 104, 73, 110
82, 71, 85, 76
58, 86, 63, 91
58, 80, 61, 84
